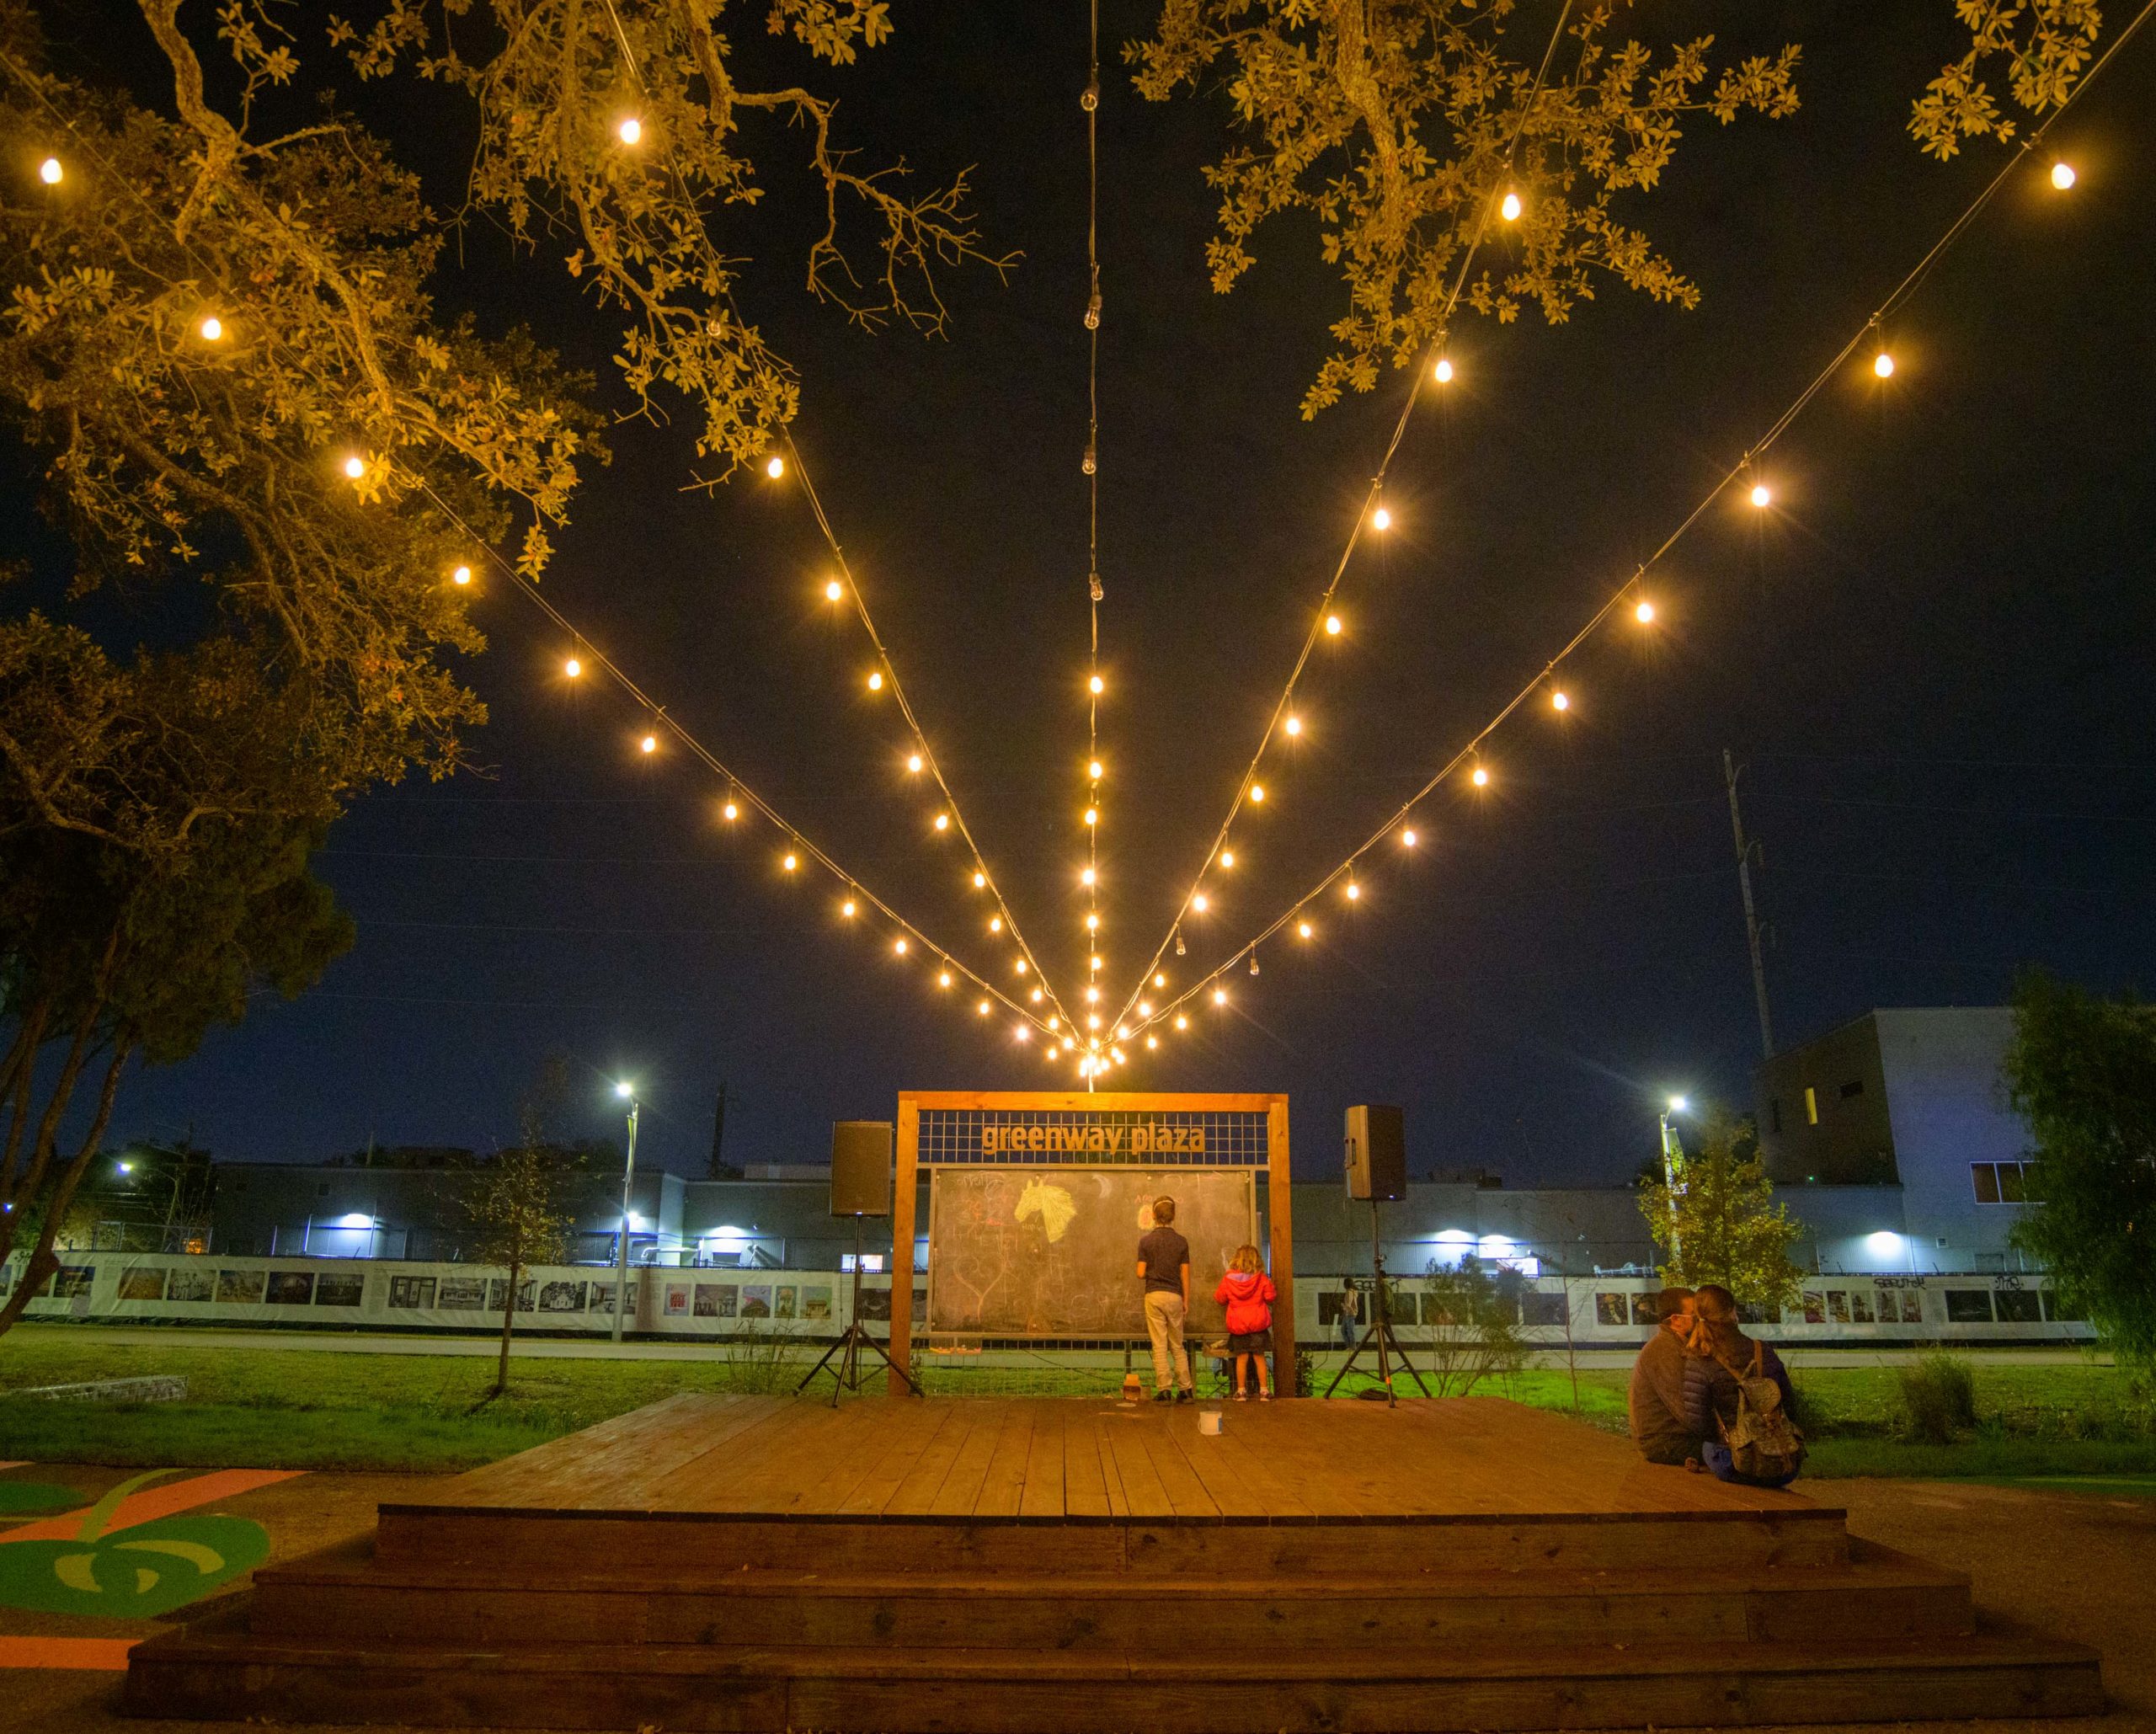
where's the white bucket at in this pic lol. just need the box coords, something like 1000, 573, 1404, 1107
1198, 1410, 1224, 1436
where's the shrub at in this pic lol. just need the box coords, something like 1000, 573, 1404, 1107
1898, 1353, 1977, 1444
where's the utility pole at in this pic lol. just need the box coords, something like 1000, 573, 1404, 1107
611, 1086, 640, 1345
1723, 749, 1775, 1059
707, 1082, 728, 1180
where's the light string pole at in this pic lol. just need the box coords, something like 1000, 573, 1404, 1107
1113, 8, 2152, 1051
1108, 0, 1577, 1036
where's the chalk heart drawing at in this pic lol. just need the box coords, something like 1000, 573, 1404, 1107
0, 1469, 270, 1618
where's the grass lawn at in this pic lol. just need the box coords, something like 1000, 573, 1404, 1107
3, 1329, 2149, 1480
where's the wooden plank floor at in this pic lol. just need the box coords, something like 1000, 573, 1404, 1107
400, 1396, 1822, 1523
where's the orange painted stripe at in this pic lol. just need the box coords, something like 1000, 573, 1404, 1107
0, 1635, 137, 1671
0, 1469, 302, 1545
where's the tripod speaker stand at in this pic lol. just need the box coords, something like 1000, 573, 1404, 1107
1323, 1203, 1432, 1406
797, 1215, 920, 1404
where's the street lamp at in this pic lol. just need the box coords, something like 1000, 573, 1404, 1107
1658, 1095, 1689, 1268
611, 1081, 641, 1345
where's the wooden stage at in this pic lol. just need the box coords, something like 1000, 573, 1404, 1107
127, 1394, 2103, 1731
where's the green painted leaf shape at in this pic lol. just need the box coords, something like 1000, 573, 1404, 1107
0, 1514, 269, 1617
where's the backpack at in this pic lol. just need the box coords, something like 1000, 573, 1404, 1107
1717, 1342, 1806, 1482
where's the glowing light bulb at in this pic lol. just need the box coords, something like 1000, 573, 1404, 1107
782, 852, 798, 872
933, 813, 949, 831
1551, 690, 1570, 712
723, 801, 739, 821
1031, 987, 1043, 1002
1063, 1038, 1075, 1052
564, 656, 583, 678
1283, 716, 1301, 737
343, 455, 366, 480
1091, 955, 1102, 970
1154, 972, 1166, 988
1193, 894, 1209, 913
1372, 505, 1392, 531
974, 872, 987, 889
1433, 356, 1454, 384
938, 970, 953, 988
1213, 988, 1228, 1006
1298, 920, 1313, 939
977, 1000, 991, 1016
1146, 1035, 1158, 1049
1500, 189, 1523, 221
1081, 867, 1096, 886
1139, 1000, 1152, 1016
1015, 959, 1027, 974
199, 316, 224, 341
867, 671, 883, 692
1471, 766, 1489, 787
40, 156, 62, 184
1248, 784, 1265, 803
1089, 674, 1105, 695
1086, 1011, 1101, 1027
907, 753, 923, 773
1083, 807, 1097, 826
1749, 483, 1771, 509
765, 454, 785, 479
1015, 1025, 1030, 1042
618, 117, 643, 145
1873, 351, 1895, 379
1219, 851, 1235, 869
1086, 912, 1101, 931
640, 734, 657, 755
989, 915, 1003, 933
1088, 760, 1103, 779
1325, 614, 1342, 636
894, 938, 909, 956
1175, 1014, 1188, 1030
1346, 882, 1360, 901
841, 898, 857, 917
825, 579, 843, 600
1635, 599, 1656, 623
452, 564, 472, 585
1401, 829, 1417, 847
2051, 160, 2076, 190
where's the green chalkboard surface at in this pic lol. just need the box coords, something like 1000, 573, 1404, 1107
926, 1166, 1256, 1337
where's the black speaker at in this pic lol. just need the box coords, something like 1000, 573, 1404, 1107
1344, 1104, 1406, 1202
830, 1121, 894, 1218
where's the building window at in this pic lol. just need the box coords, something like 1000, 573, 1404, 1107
1972, 1161, 2038, 1204
1839, 1079, 1865, 1099
1803, 1086, 1818, 1125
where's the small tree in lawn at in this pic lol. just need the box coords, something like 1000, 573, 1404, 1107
1417, 1259, 1529, 1397
1637, 1113, 1804, 1310
469, 1063, 574, 1397
2004, 971, 2156, 1377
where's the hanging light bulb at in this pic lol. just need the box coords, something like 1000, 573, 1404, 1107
989, 915, 1004, 933
1499, 189, 1523, 222
1249, 953, 1260, 975
1086, 912, 1101, 931
1346, 881, 1361, 901
867, 671, 884, 692
1015, 1025, 1030, 1042
765, 454, 786, 479
1138, 1000, 1152, 1016
1031, 986, 1043, 1003
1219, 851, 1235, 869
722, 800, 739, 822
1146, 1034, 1159, 1050
617, 117, 643, 145
1433, 355, 1454, 384
1325, 614, 1342, 636
841, 898, 857, 918
640, 734, 658, 755
1213, 987, 1228, 1006
1088, 759, 1104, 779
1298, 920, 1313, 939
1175, 935, 1186, 957
1175, 1013, 1189, 1030
1471, 765, 1490, 787
1372, 505, 1392, 531
1014, 959, 1027, 974
39, 156, 62, 184
1089, 673, 1105, 695
1873, 350, 1895, 379
1154, 971, 1166, 988
1091, 955, 1102, 970
343, 455, 366, 480
1193, 894, 1209, 913
1401, 828, 1417, 847
1248, 784, 1265, 803
1551, 689, 1571, 712
1080, 867, 1097, 886
894, 938, 909, 956
825, 579, 844, 601
933, 813, 950, 832
199, 316, 224, 342
782, 851, 798, 872
1083, 807, 1097, 826
938, 970, 953, 989
2051, 160, 2077, 190
977, 1000, 991, 1016
1283, 716, 1302, 737
974, 872, 988, 889
564, 656, 583, 678
451, 564, 472, 586
1749, 482, 1772, 509
907, 753, 924, 773
1635, 598, 1657, 623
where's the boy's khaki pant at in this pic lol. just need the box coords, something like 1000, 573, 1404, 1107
1144, 1290, 1193, 1392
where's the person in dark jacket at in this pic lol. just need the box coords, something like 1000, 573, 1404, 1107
1215, 1244, 1277, 1401
1681, 1283, 1799, 1486
1626, 1287, 1696, 1464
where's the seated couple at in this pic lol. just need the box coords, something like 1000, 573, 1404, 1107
1629, 1283, 1806, 1487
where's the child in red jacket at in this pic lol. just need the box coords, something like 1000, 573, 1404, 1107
1214, 1244, 1277, 1401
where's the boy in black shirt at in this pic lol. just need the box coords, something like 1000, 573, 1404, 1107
1136, 1196, 1193, 1401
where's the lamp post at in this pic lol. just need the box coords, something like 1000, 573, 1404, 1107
611, 1081, 640, 1345
1658, 1095, 1689, 1270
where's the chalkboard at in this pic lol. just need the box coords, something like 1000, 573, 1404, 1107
926, 1166, 1257, 1337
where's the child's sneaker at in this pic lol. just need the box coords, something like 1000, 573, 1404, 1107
1233, 1390, 1247, 1401
1152, 1389, 1174, 1403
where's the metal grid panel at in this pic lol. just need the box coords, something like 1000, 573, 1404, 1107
917, 1106, 1269, 1168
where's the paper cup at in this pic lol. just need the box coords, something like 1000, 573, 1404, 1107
1198, 1410, 1224, 1436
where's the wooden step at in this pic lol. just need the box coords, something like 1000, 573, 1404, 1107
124, 1625, 2105, 1732
248, 1543, 1972, 1651
374, 1502, 1850, 1576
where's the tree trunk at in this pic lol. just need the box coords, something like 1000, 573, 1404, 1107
0, 1040, 132, 1340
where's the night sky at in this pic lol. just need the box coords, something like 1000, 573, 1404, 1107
49, 3, 2156, 1185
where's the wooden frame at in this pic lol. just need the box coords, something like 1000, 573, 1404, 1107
890, 1091, 1293, 1396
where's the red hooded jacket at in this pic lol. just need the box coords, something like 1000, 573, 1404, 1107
1214, 1269, 1276, 1336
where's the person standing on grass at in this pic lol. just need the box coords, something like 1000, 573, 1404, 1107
1336, 1274, 1361, 1348
1215, 1243, 1276, 1401
1137, 1195, 1194, 1403
1626, 1286, 1697, 1465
